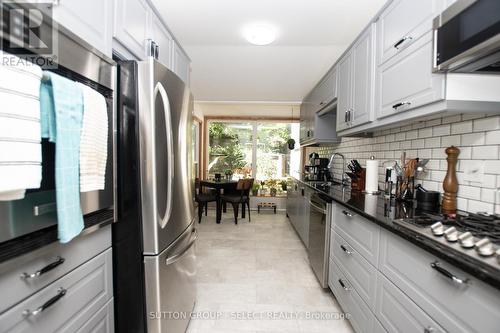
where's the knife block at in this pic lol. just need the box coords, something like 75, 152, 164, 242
351, 168, 366, 191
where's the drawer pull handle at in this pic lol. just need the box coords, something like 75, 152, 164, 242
340, 244, 352, 255
20, 256, 65, 280
22, 287, 66, 317
430, 261, 469, 286
394, 35, 413, 49
424, 327, 435, 333
342, 210, 354, 218
392, 101, 411, 110
338, 279, 351, 291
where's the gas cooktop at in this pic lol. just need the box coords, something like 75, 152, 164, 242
395, 212, 500, 268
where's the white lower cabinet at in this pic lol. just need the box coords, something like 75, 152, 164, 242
379, 230, 500, 333
329, 206, 500, 333
76, 298, 115, 333
0, 248, 113, 333
375, 274, 445, 333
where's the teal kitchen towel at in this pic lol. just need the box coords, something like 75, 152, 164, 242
40, 72, 84, 243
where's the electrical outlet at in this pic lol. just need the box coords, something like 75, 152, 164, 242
463, 161, 485, 184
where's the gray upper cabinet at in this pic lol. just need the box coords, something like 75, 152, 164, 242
300, 71, 339, 146
310, 67, 337, 113
172, 41, 191, 85
351, 24, 375, 127
336, 24, 376, 131
52, 0, 113, 57
150, 13, 174, 69
377, 0, 446, 66
375, 31, 445, 119
113, 0, 150, 59
336, 51, 352, 132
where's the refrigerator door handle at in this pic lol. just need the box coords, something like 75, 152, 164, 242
166, 229, 198, 265
154, 82, 174, 229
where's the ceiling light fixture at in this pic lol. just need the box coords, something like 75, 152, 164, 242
243, 23, 277, 46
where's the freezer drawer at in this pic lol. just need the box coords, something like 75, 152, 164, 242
144, 225, 197, 333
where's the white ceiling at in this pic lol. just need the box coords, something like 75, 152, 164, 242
152, 0, 387, 102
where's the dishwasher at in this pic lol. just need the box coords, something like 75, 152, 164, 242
307, 192, 332, 288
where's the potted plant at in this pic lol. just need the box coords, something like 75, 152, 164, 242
224, 169, 233, 180
280, 180, 287, 191
270, 187, 278, 197
252, 183, 260, 196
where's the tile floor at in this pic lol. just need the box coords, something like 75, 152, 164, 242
187, 209, 354, 333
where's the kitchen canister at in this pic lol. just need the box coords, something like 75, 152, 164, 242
365, 156, 380, 194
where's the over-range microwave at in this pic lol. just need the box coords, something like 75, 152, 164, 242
433, 0, 500, 73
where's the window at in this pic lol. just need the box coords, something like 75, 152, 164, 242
207, 120, 300, 190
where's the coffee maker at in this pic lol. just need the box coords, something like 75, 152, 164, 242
305, 153, 331, 181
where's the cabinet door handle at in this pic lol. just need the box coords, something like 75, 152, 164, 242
342, 210, 354, 218
430, 261, 469, 286
20, 256, 65, 279
348, 109, 353, 122
392, 101, 411, 110
320, 101, 325, 106
394, 35, 413, 49
22, 287, 66, 317
344, 110, 349, 123
338, 279, 351, 291
340, 244, 352, 255
424, 327, 435, 333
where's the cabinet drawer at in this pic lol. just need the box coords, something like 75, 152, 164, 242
0, 249, 113, 333
333, 206, 380, 266
379, 230, 500, 333
377, 0, 445, 65
329, 259, 376, 333
331, 230, 378, 310
376, 273, 445, 333
0, 226, 111, 313
376, 32, 445, 119
74, 298, 114, 333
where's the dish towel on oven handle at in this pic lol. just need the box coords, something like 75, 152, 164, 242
40, 71, 84, 243
0, 54, 43, 200
78, 83, 108, 192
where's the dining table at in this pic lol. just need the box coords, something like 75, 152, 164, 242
199, 179, 238, 223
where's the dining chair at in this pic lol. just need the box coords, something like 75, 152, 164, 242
220, 178, 254, 224
195, 178, 217, 223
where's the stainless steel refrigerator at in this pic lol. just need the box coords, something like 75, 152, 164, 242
113, 58, 196, 333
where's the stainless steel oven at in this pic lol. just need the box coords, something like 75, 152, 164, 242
433, 0, 500, 73
0, 7, 116, 244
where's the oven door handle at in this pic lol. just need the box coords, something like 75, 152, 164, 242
166, 229, 197, 266
309, 200, 327, 214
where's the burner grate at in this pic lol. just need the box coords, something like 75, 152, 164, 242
405, 213, 500, 244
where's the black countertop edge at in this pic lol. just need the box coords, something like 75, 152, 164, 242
293, 177, 500, 291
0, 210, 114, 264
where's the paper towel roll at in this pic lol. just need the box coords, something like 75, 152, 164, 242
365, 158, 379, 193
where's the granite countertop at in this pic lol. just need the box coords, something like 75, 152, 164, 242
293, 177, 500, 291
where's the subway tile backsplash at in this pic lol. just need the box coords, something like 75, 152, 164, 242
309, 114, 500, 214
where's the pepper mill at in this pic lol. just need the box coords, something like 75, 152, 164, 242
442, 146, 460, 214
